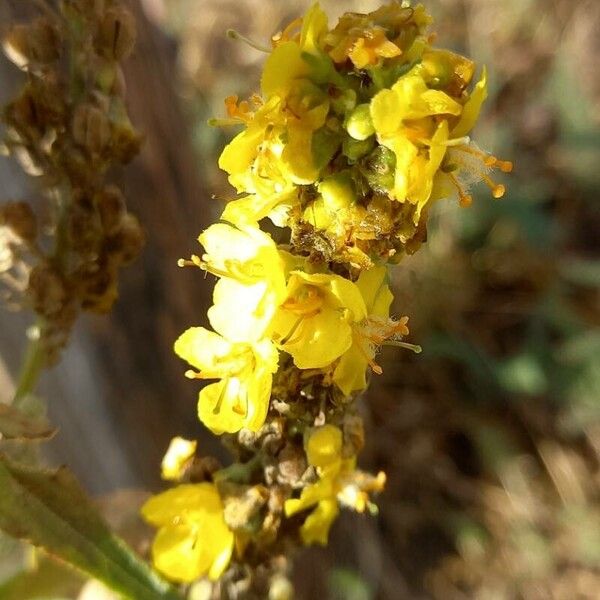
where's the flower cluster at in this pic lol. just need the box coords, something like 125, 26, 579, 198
143, 2, 510, 593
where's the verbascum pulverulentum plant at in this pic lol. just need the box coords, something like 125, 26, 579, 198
142, 2, 511, 596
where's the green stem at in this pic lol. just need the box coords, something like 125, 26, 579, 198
213, 453, 263, 484
12, 323, 46, 407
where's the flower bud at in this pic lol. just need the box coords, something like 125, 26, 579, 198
95, 7, 137, 61
346, 103, 375, 141
28, 263, 68, 317
108, 213, 144, 264
319, 173, 356, 211
95, 185, 126, 235
0, 202, 37, 243
72, 104, 111, 154
78, 267, 118, 313
68, 193, 102, 254
276, 443, 307, 485
2, 19, 60, 69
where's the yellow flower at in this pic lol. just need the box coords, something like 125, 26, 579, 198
175, 327, 278, 434
263, 3, 328, 96
368, 67, 464, 217
333, 266, 411, 395
269, 271, 367, 369
161, 437, 197, 481
324, 2, 432, 69
141, 483, 234, 583
195, 222, 287, 342
285, 425, 386, 545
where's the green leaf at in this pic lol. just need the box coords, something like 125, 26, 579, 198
0, 457, 182, 600
328, 568, 373, 600
0, 404, 56, 441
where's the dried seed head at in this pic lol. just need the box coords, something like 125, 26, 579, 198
96, 7, 137, 61
28, 263, 68, 317
78, 268, 118, 313
109, 213, 144, 264
95, 185, 126, 235
220, 483, 269, 531
72, 104, 111, 154
68, 193, 102, 253
0, 202, 37, 243
276, 443, 307, 486
2, 19, 61, 68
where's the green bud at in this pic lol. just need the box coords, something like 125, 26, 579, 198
331, 88, 357, 115
360, 146, 396, 194
319, 173, 356, 211
346, 103, 375, 141
343, 136, 375, 162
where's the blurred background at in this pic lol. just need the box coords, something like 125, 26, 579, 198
0, 0, 599, 598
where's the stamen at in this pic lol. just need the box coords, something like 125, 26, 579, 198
227, 29, 271, 53
354, 333, 383, 375
458, 145, 514, 173
496, 160, 513, 173
282, 288, 323, 316
177, 254, 203, 269
275, 17, 303, 44
207, 117, 245, 127
448, 172, 473, 207
232, 388, 248, 416
212, 382, 229, 415
280, 316, 304, 345
382, 340, 422, 353
482, 175, 505, 199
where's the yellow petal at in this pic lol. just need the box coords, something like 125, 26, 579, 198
333, 343, 368, 396
152, 523, 206, 582
281, 308, 353, 369
141, 483, 223, 527
299, 499, 339, 546
261, 41, 308, 97
209, 279, 276, 342
218, 127, 264, 183
300, 2, 328, 54
452, 66, 488, 138
282, 123, 319, 184
306, 424, 343, 469
161, 437, 197, 482
388, 136, 418, 201
174, 327, 231, 373
370, 88, 402, 137
284, 477, 337, 517
356, 266, 392, 316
